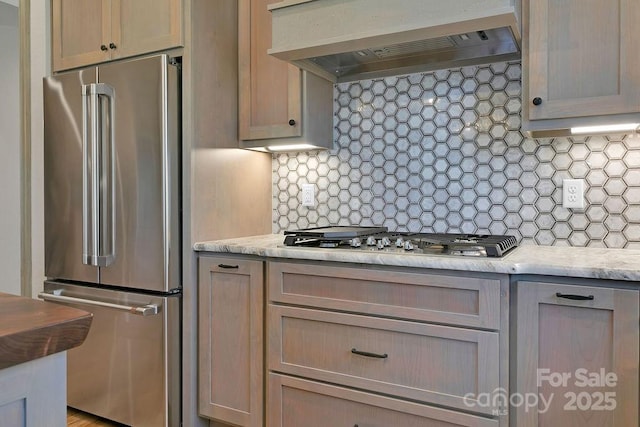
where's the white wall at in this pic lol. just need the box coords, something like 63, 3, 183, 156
0, 4, 21, 295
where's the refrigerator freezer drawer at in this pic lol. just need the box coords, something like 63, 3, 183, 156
41, 281, 181, 427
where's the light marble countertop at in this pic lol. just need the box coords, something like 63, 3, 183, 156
194, 234, 640, 282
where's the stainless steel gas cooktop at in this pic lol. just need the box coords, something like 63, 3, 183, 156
283, 226, 517, 257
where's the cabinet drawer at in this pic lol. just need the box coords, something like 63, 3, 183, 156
268, 305, 500, 415
268, 262, 504, 329
268, 373, 498, 427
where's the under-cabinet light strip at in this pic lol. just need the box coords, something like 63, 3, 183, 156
571, 123, 640, 135
266, 143, 319, 152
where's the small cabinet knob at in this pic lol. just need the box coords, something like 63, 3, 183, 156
100, 44, 108, 51
109, 42, 117, 50
532, 97, 543, 106
288, 119, 296, 126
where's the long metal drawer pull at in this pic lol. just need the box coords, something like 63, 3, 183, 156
38, 292, 160, 316
555, 292, 594, 301
218, 264, 239, 269
351, 348, 388, 359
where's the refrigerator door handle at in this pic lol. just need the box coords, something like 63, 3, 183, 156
82, 83, 116, 268
38, 291, 161, 316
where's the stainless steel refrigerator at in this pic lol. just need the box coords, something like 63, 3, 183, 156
40, 54, 181, 427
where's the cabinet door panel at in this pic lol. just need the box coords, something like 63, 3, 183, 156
52, 0, 111, 71
111, 0, 183, 59
198, 256, 263, 427
239, 0, 302, 140
527, 0, 640, 120
515, 281, 639, 426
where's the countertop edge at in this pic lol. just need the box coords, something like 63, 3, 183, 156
193, 235, 640, 282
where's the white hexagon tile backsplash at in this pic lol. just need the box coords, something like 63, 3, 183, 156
272, 61, 640, 248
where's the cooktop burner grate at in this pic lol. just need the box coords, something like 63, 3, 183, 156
283, 227, 518, 257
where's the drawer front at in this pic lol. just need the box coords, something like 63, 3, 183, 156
268, 261, 504, 329
268, 305, 500, 414
268, 373, 499, 427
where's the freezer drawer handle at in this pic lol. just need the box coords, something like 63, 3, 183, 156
38, 292, 160, 316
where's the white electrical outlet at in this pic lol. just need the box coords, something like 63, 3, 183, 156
563, 179, 585, 209
301, 184, 315, 207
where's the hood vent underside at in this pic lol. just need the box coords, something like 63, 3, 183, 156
307, 28, 517, 82
370, 37, 456, 59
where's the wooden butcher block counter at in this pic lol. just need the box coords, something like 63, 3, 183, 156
0, 292, 92, 426
0, 292, 92, 369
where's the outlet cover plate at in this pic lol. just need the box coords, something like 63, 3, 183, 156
563, 179, 584, 209
301, 184, 315, 207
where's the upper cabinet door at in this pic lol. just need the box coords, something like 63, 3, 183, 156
52, 0, 111, 71
526, 0, 640, 121
52, 0, 183, 72
238, 0, 303, 140
111, 0, 183, 60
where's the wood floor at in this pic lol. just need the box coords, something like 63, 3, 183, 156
67, 407, 127, 427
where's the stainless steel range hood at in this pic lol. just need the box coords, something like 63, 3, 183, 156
268, 0, 522, 83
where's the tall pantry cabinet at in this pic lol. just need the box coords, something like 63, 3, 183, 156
49, 1, 273, 427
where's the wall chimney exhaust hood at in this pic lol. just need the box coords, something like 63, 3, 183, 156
268, 0, 522, 83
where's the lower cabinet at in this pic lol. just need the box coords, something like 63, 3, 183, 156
198, 255, 264, 427
267, 261, 510, 426
196, 253, 640, 427
0, 352, 67, 427
268, 305, 500, 415
268, 373, 499, 427
514, 280, 639, 426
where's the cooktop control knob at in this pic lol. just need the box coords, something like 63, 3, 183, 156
403, 241, 414, 251
366, 236, 377, 246
376, 239, 385, 250
395, 237, 404, 247
380, 236, 391, 247
350, 237, 362, 248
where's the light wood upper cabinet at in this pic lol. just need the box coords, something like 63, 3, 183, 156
238, 0, 332, 149
52, 0, 183, 72
514, 281, 639, 426
198, 256, 264, 427
111, 0, 182, 60
523, 0, 640, 132
51, 0, 111, 71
